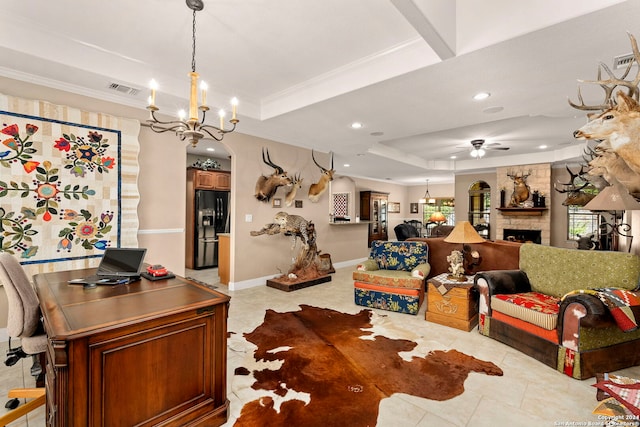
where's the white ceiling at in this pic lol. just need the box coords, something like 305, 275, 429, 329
1, 0, 637, 184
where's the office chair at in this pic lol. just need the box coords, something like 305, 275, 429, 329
0, 253, 47, 427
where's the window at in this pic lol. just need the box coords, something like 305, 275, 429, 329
422, 198, 455, 225
567, 206, 600, 240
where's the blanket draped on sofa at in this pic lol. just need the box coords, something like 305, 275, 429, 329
563, 288, 640, 333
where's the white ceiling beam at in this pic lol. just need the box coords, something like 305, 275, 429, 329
390, 0, 456, 60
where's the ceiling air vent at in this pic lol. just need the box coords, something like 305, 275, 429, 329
613, 53, 637, 70
107, 82, 140, 96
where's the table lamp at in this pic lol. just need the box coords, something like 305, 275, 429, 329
428, 211, 446, 224
443, 221, 485, 280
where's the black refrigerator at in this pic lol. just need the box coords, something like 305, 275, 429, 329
194, 190, 230, 269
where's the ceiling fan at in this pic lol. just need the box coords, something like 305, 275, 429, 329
468, 139, 510, 158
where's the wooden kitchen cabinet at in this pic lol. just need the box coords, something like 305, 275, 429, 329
360, 191, 389, 246
189, 168, 231, 191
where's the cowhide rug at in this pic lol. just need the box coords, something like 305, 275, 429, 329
230, 305, 502, 426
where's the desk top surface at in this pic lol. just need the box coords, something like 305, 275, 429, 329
34, 268, 230, 341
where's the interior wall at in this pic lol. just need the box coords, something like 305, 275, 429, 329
0, 78, 187, 334
222, 132, 412, 286
406, 183, 456, 222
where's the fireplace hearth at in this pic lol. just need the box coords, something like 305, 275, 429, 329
503, 229, 542, 244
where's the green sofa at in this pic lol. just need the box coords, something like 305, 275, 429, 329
476, 243, 640, 379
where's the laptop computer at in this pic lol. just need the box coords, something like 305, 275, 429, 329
68, 248, 147, 285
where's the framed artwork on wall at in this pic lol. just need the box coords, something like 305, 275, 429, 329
410, 203, 419, 214
295, 200, 303, 208
272, 198, 282, 208
388, 202, 400, 213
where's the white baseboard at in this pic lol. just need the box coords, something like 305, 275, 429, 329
228, 257, 366, 291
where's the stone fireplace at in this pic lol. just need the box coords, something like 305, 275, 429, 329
496, 164, 551, 245
503, 229, 542, 244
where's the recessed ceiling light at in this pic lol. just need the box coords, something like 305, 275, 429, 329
351, 122, 363, 129
473, 92, 491, 101
343, 163, 350, 167
450, 155, 457, 159
539, 145, 547, 149
206, 147, 215, 152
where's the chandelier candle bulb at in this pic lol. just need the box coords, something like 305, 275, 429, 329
231, 97, 238, 120
219, 110, 225, 130
200, 81, 208, 106
149, 79, 157, 106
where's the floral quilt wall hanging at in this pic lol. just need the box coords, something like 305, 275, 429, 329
0, 94, 140, 271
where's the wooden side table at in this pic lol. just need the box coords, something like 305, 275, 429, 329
426, 272, 479, 331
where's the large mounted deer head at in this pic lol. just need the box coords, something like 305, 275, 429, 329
553, 165, 595, 207
308, 150, 334, 203
571, 33, 640, 179
506, 169, 531, 206
254, 148, 292, 202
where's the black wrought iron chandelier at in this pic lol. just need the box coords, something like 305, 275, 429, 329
146, 0, 239, 147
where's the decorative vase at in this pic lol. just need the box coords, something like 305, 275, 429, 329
539, 196, 546, 208
500, 189, 506, 208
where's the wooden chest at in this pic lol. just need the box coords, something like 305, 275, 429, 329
426, 275, 479, 331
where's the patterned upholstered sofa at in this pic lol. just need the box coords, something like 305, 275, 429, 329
353, 240, 430, 314
476, 243, 640, 379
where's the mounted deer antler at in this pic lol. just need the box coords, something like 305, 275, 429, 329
254, 148, 292, 202
308, 150, 334, 203
569, 32, 640, 111
554, 165, 595, 206
506, 169, 532, 206
285, 173, 304, 207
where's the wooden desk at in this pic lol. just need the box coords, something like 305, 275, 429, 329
34, 269, 230, 427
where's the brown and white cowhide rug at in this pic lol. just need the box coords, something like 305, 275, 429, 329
230, 305, 502, 426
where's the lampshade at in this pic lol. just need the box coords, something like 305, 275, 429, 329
583, 182, 640, 211
428, 211, 446, 223
444, 221, 485, 244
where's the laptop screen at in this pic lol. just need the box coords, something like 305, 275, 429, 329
97, 248, 147, 276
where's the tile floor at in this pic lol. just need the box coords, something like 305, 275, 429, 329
2, 266, 639, 426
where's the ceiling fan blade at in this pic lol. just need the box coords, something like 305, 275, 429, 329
486, 146, 510, 150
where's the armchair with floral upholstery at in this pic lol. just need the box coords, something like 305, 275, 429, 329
353, 240, 430, 315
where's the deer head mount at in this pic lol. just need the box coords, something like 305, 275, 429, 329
506, 169, 532, 206
308, 150, 334, 203
254, 148, 292, 202
554, 165, 596, 207
570, 32, 640, 202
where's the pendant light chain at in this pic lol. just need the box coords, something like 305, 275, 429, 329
191, 8, 197, 73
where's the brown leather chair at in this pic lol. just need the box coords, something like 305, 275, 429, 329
0, 253, 47, 426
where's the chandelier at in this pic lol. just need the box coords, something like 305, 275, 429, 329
146, 0, 239, 147
418, 179, 436, 204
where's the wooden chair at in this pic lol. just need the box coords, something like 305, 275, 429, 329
0, 253, 47, 426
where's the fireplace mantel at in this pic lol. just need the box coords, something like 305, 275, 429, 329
496, 207, 548, 216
